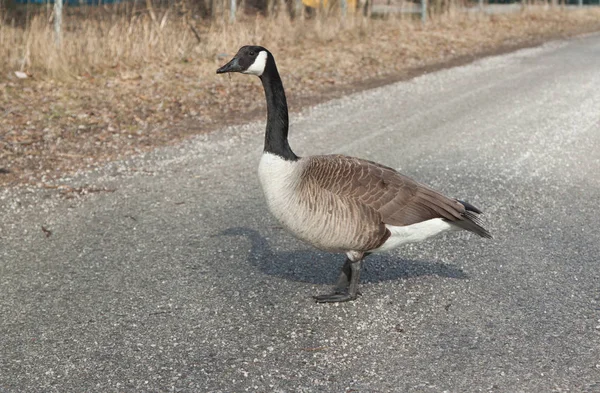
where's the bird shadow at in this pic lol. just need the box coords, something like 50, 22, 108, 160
217, 227, 468, 285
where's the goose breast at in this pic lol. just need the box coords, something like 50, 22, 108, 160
258, 152, 389, 252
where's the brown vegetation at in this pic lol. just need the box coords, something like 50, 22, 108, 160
1, 4, 599, 187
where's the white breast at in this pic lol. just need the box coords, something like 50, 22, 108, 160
257, 152, 304, 229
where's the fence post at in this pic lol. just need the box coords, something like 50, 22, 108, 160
230, 0, 236, 21
421, 0, 426, 23
294, 0, 303, 18
54, 0, 63, 46
340, 0, 347, 16
362, 0, 371, 17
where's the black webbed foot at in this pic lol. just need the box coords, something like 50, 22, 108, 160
313, 291, 360, 303
314, 254, 365, 303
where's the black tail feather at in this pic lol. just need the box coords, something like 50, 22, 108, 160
458, 199, 483, 214
453, 200, 492, 239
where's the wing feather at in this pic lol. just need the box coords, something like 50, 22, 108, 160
301, 155, 490, 238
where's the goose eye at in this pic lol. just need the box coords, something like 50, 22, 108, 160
249, 51, 255, 56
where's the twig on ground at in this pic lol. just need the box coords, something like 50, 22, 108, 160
188, 22, 202, 43
149, 310, 173, 316
41, 226, 52, 237
38, 183, 117, 197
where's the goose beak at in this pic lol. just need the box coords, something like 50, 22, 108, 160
217, 57, 242, 74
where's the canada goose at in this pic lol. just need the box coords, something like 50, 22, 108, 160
217, 45, 491, 303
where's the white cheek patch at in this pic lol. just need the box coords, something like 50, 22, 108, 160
243, 51, 268, 76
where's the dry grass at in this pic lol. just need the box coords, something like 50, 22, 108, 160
1, 6, 600, 187
0, 6, 376, 78
2, 4, 598, 81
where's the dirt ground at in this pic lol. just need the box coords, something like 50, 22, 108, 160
1, 9, 600, 188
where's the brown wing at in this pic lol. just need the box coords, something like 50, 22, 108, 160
302, 155, 490, 237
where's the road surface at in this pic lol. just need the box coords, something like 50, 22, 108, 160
1, 34, 600, 392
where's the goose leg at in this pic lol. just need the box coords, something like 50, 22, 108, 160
333, 258, 352, 292
314, 252, 365, 303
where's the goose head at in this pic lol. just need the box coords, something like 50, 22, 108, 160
216, 45, 270, 77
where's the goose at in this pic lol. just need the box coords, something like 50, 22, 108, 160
217, 45, 491, 303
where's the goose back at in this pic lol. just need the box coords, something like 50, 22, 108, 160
302, 154, 490, 237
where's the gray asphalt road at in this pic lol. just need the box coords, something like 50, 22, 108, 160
2, 34, 600, 392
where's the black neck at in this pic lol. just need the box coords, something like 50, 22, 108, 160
259, 57, 298, 161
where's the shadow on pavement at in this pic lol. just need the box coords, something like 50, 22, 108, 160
217, 227, 468, 285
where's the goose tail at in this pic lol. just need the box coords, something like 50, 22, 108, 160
453, 200, 493, 239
